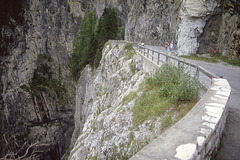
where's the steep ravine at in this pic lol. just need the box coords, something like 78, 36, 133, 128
0, 0, 133, 159
1, 0, 239, 159
0, 0, 81, 159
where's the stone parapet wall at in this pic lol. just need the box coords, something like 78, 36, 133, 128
130, 78, 231, 160
191, 78, 230, 160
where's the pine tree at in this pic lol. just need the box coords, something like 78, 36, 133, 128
68, 8, 121, 79
68, 11, 97, 80
93, 7, 119, 68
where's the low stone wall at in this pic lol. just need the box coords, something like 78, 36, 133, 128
130, 61, 231, 160
139, 51, 161, 74
193, 78, 231, 159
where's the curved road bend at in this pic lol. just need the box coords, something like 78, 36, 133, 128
144, 45, 240, 160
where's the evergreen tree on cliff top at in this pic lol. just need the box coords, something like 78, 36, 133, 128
68, 11, 97, 80
68, 8, 119, 80
94, 7, 118, 68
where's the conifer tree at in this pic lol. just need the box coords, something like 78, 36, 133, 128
68, 8, 120, 79
68, 11, 97, 80
93, 7, 119, 68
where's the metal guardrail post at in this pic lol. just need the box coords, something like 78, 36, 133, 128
178, 58, 180, 68
152, 51, 154, 61
196, 65, 199, 78
166, 55, 169, 65
135, 44, 216, 86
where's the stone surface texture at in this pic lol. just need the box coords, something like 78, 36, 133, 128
0, 0, 81, 159
69, 41, 165, 160
125, 0, 240, 57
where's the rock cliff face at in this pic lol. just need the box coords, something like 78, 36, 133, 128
198, 0, 240, 58
68, 42, 164, 160
0, 0, 81, 159
0, 0, 133, 159
125, 0, 182, 48
125, 0, 240, 57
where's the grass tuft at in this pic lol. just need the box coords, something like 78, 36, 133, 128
181, 54, 240, 67
132, 64, 201, 127
181, 55, 218, 63
130, 60, 136, 74
125, 50, 136, 60
124, 42, 134, 50
123, 91, 137, 104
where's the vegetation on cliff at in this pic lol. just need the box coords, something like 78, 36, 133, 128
181, 53, 240, 67
68, 8, 124, 80
124, 63, 201, 128
20, 54, 66, 102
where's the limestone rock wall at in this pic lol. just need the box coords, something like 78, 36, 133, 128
125, 0, 221, 55
177, 0, 220, 55
0, 0, 132, 159
125, 0, 182, 47
198, 0, 240, 58
125, 0, 240, 57
0, 0, 81, 159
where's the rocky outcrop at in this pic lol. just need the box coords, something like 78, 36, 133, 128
198, 0, 240, 58
125, 0, 240, 57
68, 42, 162, 159
125, 0, 220, 55
177, 0, 220, 55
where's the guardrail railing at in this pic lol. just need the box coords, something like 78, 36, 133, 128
137, 45, 217, 88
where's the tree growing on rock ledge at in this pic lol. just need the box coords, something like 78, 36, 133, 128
68, 8, 120, 80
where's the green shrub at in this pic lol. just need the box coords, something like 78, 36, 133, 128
133, 88, 170, 125
150, 64, 201, 103
20, 84, 31, 92
221, 57, 240, 66
124, 42, 134, 50
21, 53, 66, 101
125, 50, 136, 60
132, 64, 201, 126
123, 91, 137, 104
39, 53, 53, 62
130, 60, 136, 74
181, 55, 218, 63
183, 53, 240, 67
116, 26, 125, 40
